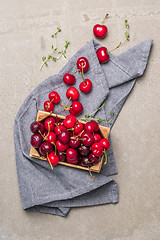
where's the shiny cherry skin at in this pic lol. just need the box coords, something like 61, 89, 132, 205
74, 122, 83, 135
81, 131, 94, 146
99, 138, 110, 150
44, 100, 54, 112
66, 148, 78, 160
45, 132, 56, 144
31, 133, 43, 148
47, 151, 59, 166
77, 57, 89, 72
58, 130, 70, 144
48, 91, 60, 104
69, 138, 81, 148
30, 121, 45, 134
63, 73, 76, 85
96, 47, 110, 63
66, 156, 78, 164
63, 114, 77, 129
94, 133, 102, 142
84, 121, 95, 133
79, 79, 92, 93
39, 142, 53, 156
79, 145, 90, 156
57, 152, 66, 162
93, 24, 108, 39
66, 87, 79, 101
56, 140, 69, 152
80, 157, 93, 167
54, 125, 66, 135
89, 153, 99, 164
90, 120, 99, 132
69, 101, 83, 116
91, 142, 103, 157
44, 117, 55, 131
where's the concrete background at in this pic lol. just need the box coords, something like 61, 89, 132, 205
0, 0, 160, 239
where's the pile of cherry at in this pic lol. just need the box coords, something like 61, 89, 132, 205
30, 114, 110, 170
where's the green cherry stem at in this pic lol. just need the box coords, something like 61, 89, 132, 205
47, 152, 53, 170
104, 151, 108, 165
101, 13, 109, 25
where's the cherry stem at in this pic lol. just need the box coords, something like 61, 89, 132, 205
52, 142, 57, 155
66, 96, 72, 107
72, 69, 80, 75
101, 13, 109, 25
38, 130, 45, 140
80, 63, 86, 84
60, 104, 71, 111
88, 167, 95, 179
45, 122, 50, 139
71, 130, 84, 140
50, 97, 55, 104
108, 40, 126, 53
47, 152, 53, 170
103, 151, 108, 165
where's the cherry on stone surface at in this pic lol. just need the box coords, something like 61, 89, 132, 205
44, 100, 54, 112
45, 132, 57, 144
94, 133, 102, 142
31, 133, 43, 148
54, 125, 66, 136
48, 91, 60, 104
96, 47, 110, 64
69, 138, 81, 148
58, 130, 70, 144
66, 87, 79, 101
63, 73, 76, 85
39, 142, 53, 156
44, 117, 55, 131
93, 24, 108, 39
69, 101, 83, 116
91, 142, 103, 157
56, 140, 69, 152
79, 145, 90, 156
63, 114, 77, 129
74, 122, 84, 135
99, 138, 110, 150
57, 152, 66, 162
77, 57, 89, 72
79, 79, 92, 93
89, 153, 100, 164
81, 131, 94, 146
47, 151, 59, 166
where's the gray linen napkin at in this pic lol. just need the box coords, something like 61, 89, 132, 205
14, 39, 152, 217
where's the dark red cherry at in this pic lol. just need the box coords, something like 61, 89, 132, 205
79, 145, 90, 156
58, 130, 70, 144
69, 138, 81, 148
63, 114, 77, 129
30, 121, 45, 134
90, 120, 99, 132
31, 133, 43, 148
96, 47, 110, 63
74, 122, 84, 135
80, 156, 93, 167
54, 125, 66, 135
79, 79, 92, 93
81, 131, 94, 146
91, 142, 103, 157
63, 73, 76, 85
69, 101, 83, 116
89, 153, 100, 164
44, 100, 54, 112
77, 57, 89, 72
56, 140, 69, 152
99, 138, 110, 150
93, 24, 108, 39
94, 133, 102, 142
84, 122, 95, 133
66, 87, 79, 101
47, 151, 59, 166
44, 117, 55, 131
48, 91, 60, 104
66, 156, 78, 164
66, 148, 78, 160
39, 142, 53, 156
57, 152, 66, 162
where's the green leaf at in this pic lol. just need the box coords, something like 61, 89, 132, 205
103, 103, 106, 107
125, 31, 130, 40
44, 62, 48, 66
42, 56, 46, 61
124, 19, 128, 23
107, 118, 109, 122
126, 23, 129, 29
57, 27, 61, 32
110, 111, 114, 116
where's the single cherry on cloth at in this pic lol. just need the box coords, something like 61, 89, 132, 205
63, 73, 76, 85
44, 100, 54, 112
39, 142, 53, 156
79, 79, 92, 93
30, 121, 45, 134
54, 125, 66, 136
66, 87, 79, 101
47, 151, 59, 166
45, 132, 56, 144
77, 57, 89, 73
58, 130, 70, 144
44, 117, 55, 131
81, 131, 94, 146
48, 91, 60, 104
91, 142, 103, 157
31, 133, 43, 148
69, 101, 83, 116
56, 140, 69, 152
63, 114, 77, 129
96, 47, 110, 63
74, 122, 83, 135
99, 138, 110, 150
94, 133, 102, 143
93, 13, 109, 39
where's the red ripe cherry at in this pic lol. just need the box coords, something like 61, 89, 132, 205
89, 153, 100, 164
66, 156, 78, 164
81, 131, 94, 146
96, 47, 110, 63
54, 125, 66, 135
45, 132, 56, 144
84, 121, 95, 133
93, 24, 108, 39
58, 130, 70, 144
30, 121, 45, 134
44, 100, 54, 112
66, 87, 79, 101
63, 114, 77, 129
47, 151, 59, 166
69, 101, 83, 116
77, 57, 89, 72
94, 133, 102, 142
79, 79, 92, 93
63, 73, 76, 85
74, 122, 83, 135
99, 138, 110, 150
44, 117, 55, 131
66, 148, 78, 160
57, 152, 66, 162
31, 133, 43, 148
48, 91, 60, 104
91, 142, 103, 157
56, 140, 69, 152
90, 120, 99, 132
39, 142, 53, 156
69, 139, 81, 148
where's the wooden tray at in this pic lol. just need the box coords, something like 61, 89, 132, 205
30, 110, 110, 173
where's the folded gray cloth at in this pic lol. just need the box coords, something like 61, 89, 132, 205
14, 39, 152, 217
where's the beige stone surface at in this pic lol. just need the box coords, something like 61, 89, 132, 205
0, 0, 160, 239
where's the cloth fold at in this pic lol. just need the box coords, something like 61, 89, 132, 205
14, 39, 152, 216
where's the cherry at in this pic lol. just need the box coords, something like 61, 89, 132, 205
94, 133, 102, 142
74, 122, 83, 135
79, 145, 90, 156
89, 153, 99, 164
90, 120, 99, 132
30, 121, 45, 134
91, 142, 103, 157
99, 138, 110, 150
48, 91, 60, 104
80, 157, 93, 167
31, 133, 43, 148
66, 87, 79, 101
93, 24, 108, 39
57, 152, 66, 162
56, 140, 69, 152
66, 156, 78, 164
79, 79, 92, 93
63, 114, 77, 129
66, 148, 78, 160
58, 130, 70, 144
39, 142, 53, 156
96, 47, 109, 63
81, 131, 94, 146
54, 125, 66, 136
63, 73, 76, 85
69, 101, 83, 116
84, 122, 95, 133
44, 117, 55, 131
69, 138, 81, 148
44, 100, 54, 112
77, 57, 89, 73
45, 132, 56, 144
47, 151, 59, 166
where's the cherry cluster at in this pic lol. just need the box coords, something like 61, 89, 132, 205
44, 91, 60, 112
30, 114, 110, 170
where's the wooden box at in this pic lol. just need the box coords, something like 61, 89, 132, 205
30, 110, 110, 173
